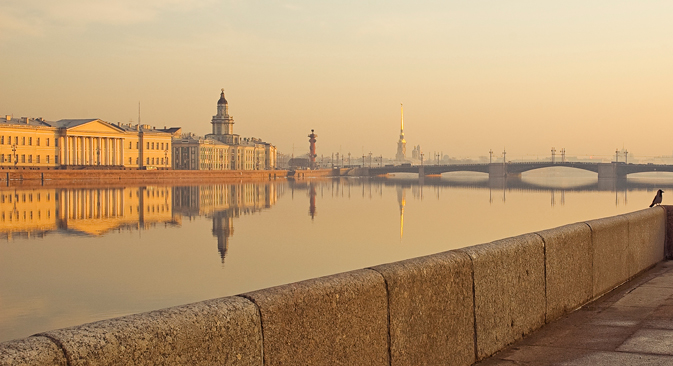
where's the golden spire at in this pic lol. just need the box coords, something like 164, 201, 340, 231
400, 103, 404, 133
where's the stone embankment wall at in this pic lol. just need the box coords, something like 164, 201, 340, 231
0, 170, 288, 187
1, 207, 669, 366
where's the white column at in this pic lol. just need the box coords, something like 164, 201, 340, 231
120, 139, 125, 167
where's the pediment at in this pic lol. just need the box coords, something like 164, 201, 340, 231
65, 120, 126, 134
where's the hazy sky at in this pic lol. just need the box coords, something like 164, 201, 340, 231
1, 1, 672, 160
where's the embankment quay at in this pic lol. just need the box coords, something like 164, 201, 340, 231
2, 206, 672, 365
0, 169, 289, 186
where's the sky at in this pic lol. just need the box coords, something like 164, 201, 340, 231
1, 1, 672, 160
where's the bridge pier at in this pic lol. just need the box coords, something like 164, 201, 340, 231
597, 163, 626, 179
488, 164, 520, 179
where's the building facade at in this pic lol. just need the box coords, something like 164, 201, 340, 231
0, 116, 174, 169
173, 90, 277, 171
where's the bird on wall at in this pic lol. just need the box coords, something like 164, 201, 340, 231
649, 189, 664, 207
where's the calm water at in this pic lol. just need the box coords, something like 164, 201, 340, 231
1, 168, 673, 342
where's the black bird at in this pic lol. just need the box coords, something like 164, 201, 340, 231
650, 189, 664, 207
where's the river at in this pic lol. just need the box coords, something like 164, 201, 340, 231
1, 168, 672, 342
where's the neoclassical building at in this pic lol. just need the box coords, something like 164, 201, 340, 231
0, 116, 174, 169
172, 90, 277, 171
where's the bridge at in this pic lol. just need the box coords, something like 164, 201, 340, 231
367, 161, 673, 179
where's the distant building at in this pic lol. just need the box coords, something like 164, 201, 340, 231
172, 90, 277, 170
0, 116, 174, 169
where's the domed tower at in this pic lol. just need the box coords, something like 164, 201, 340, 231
208, 89, 239, 144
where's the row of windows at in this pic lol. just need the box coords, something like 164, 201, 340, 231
146, 142, 168, 150
0, 192, 51, 203
1, 210, 51, 222
146, 157, 168, 165
0, 136, 50, 146
127, 190, 168, 198
0, 154, 53, 164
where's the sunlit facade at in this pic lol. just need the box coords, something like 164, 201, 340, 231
0, 116, 174, 169
172, 90, 277, 171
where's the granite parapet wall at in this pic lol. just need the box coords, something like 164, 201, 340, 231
1, 207, 667, 366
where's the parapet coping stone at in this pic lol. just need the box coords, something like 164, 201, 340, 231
40, 296, 262, 366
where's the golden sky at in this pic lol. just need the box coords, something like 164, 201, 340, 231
1, 1, 672, 160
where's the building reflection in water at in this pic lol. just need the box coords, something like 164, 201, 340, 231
0, 186, 178, 240
396, 185, 406, 239
171, 183, 281, 262
0, 184, 281, 263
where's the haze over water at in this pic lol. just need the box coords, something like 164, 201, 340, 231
1, 169, 672, 342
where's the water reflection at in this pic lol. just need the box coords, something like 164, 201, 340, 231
1, 176, 671, 245
0, 187, 178, 240
0, 184, 282, 264
4, 174, 673, 342
171, 184, 281, 262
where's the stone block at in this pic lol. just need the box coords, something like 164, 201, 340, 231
0, 336, 67, 366
537, 223, 593, 322
370, 250, 475, 366
586, 215, 629, 298
458, 233, 545, 360
664, 205, 673, 259
242, 269, 388, 366
622, 207, 666, 277
41, 296, 262, 366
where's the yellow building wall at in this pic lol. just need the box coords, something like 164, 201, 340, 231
0, 126, 59, 168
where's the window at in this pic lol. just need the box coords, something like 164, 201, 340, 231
146, 157, 150, 164
14, 137, 18, 145
46, 155, 50, 164
55, 156, 58, 164
21, 155, 25, 163
0, 154, 3, 163
52, 138, 56, 147
0, 136, 3, 144
147, 142, 150, 149
28, 155, 32, 163
36, 155, 40, 163
161, 143, 164, 150
151, 142, 155, 150
136, 157, 138, 164
21, 137, 25, 145
28, 137, 32, 145
151, 157, 155, 165
129, 142, 132, 149
136, 142, 139, 149
36, 138, 40, 146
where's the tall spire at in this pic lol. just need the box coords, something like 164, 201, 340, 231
400, 103, 404, 133
396, 103, 407, 161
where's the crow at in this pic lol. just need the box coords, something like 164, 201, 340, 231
650, 189, 664, 207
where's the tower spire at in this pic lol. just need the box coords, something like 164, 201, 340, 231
395, 103, 407, 161
400, 103, 404, 133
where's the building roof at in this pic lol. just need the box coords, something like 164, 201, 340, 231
0, 117, 53, 128
48, 119, 101, 128
218, 89, 228, 105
